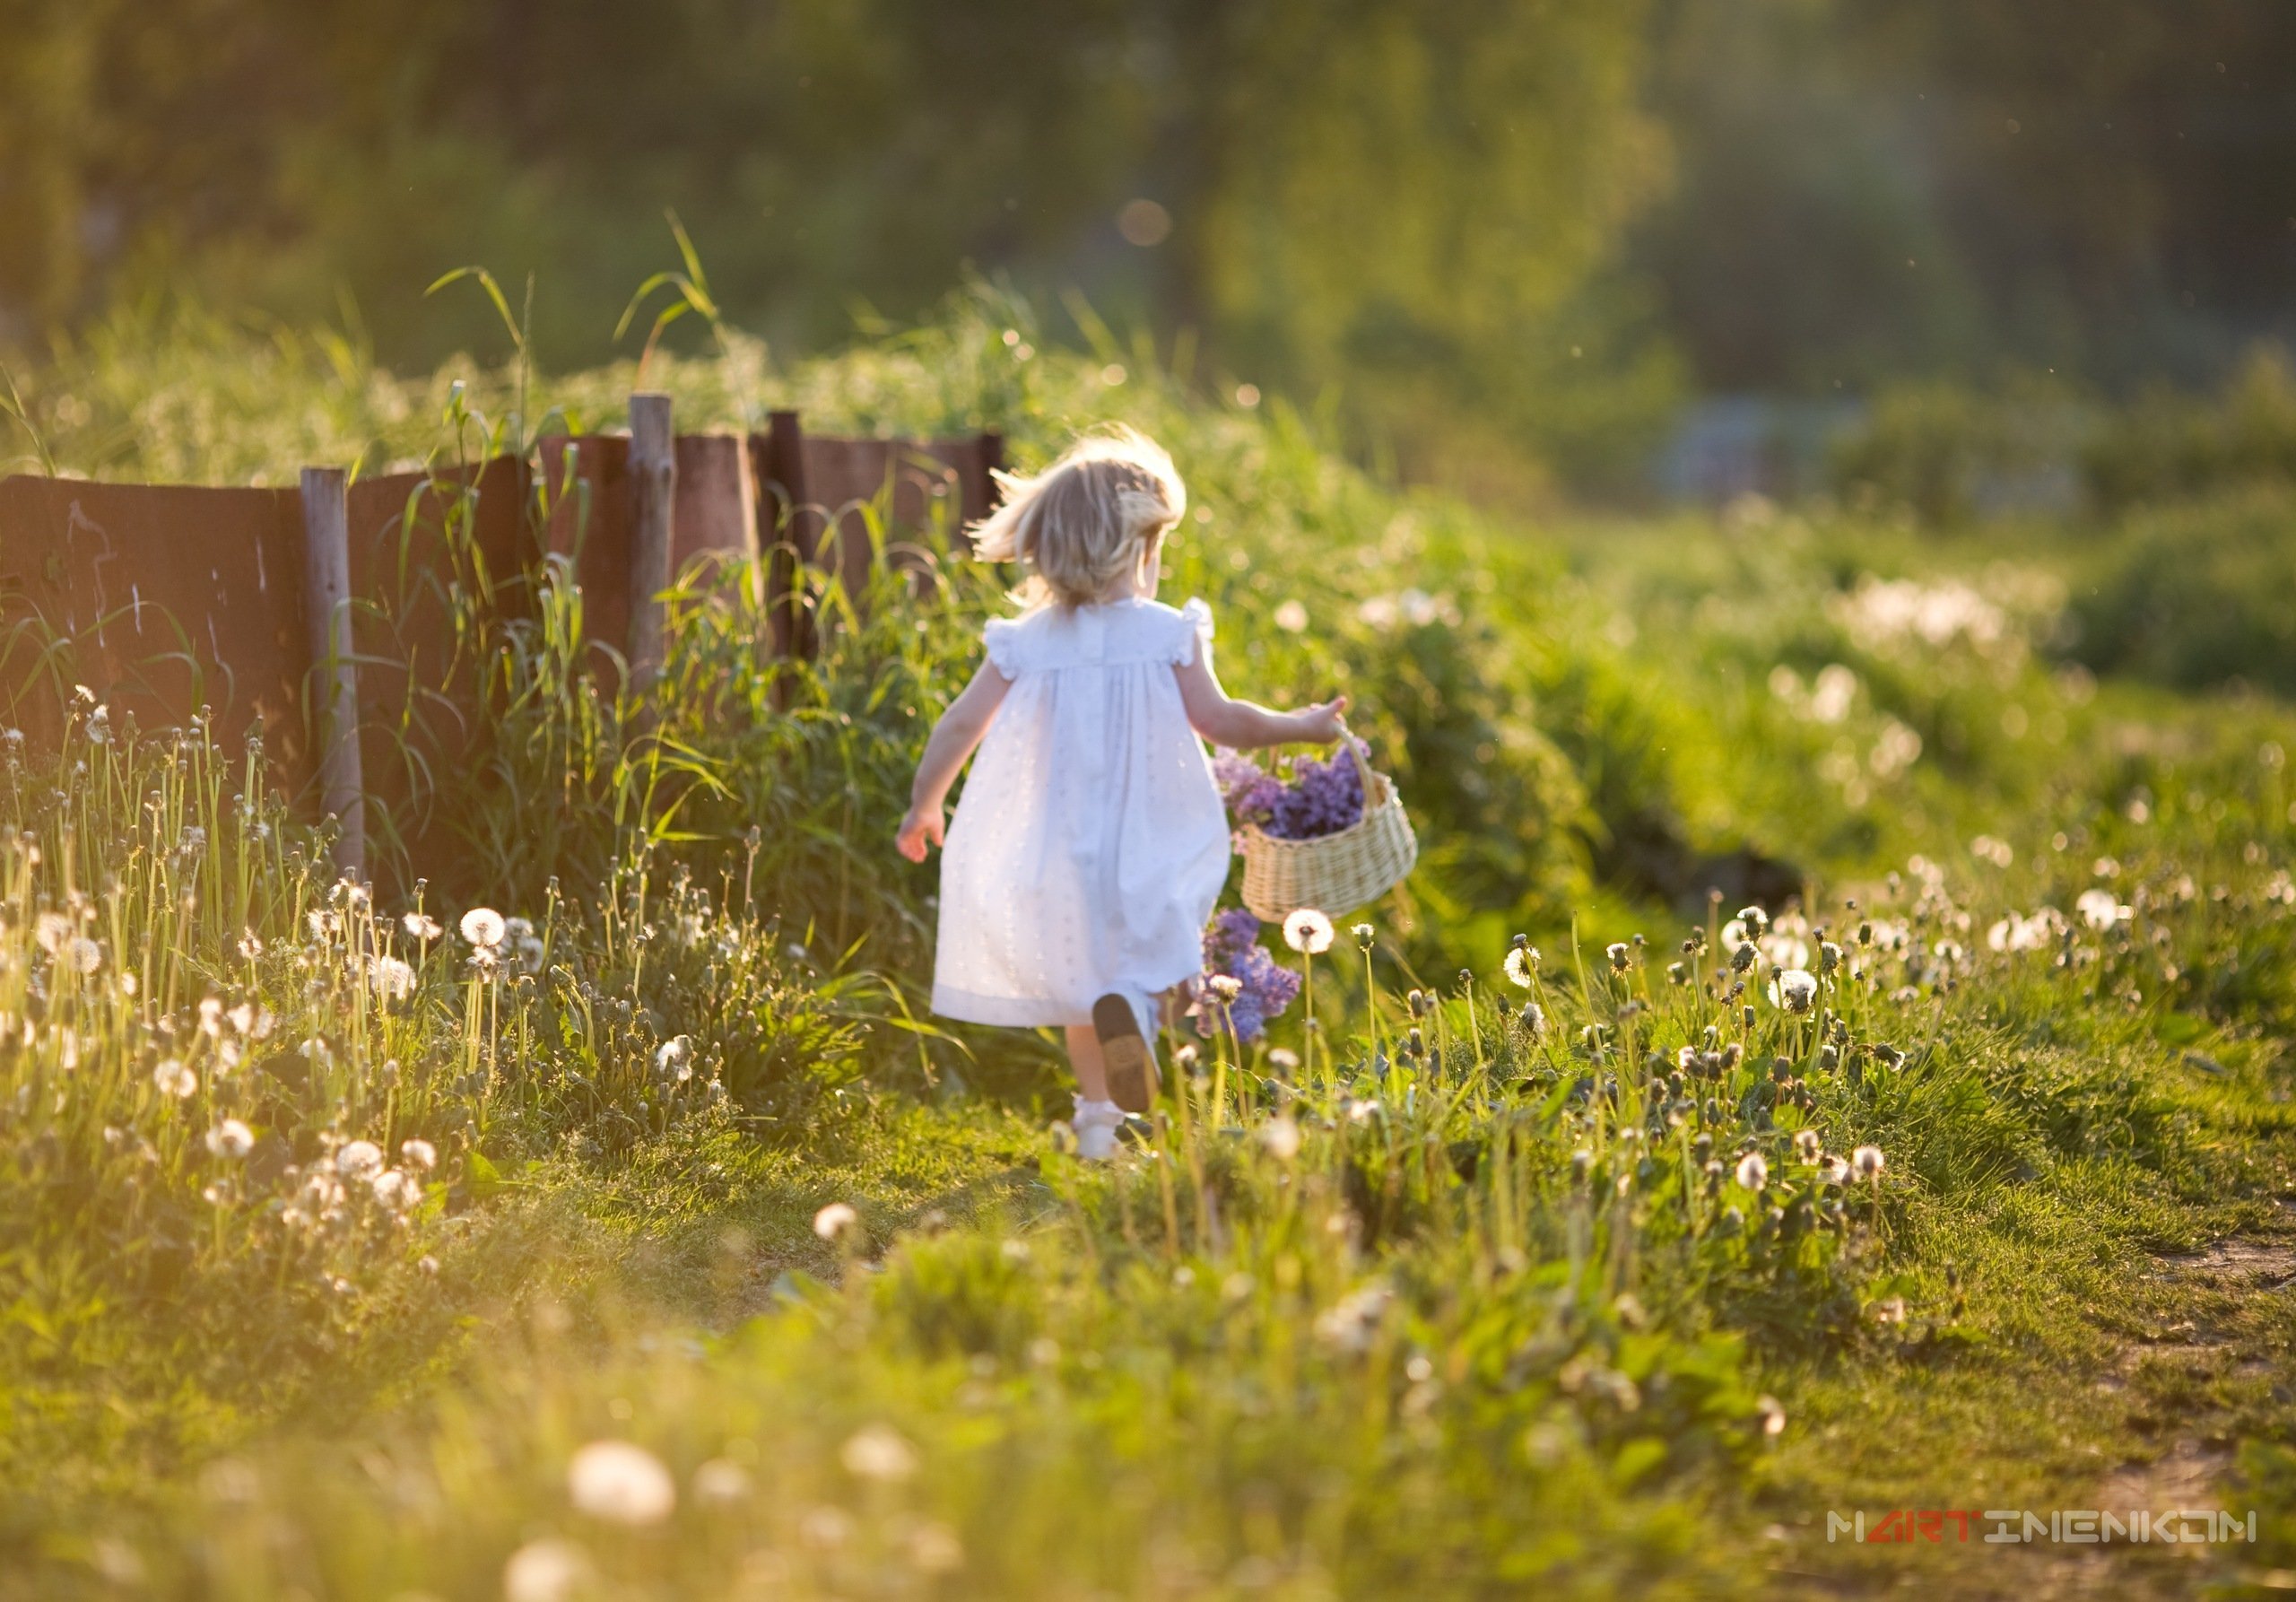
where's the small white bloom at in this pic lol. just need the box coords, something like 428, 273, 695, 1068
813, 1201, 860, 1242
459, 907, 507, 948
205, 1119, 255, 1159
403, 911, 443, 942
1266, 1047, 1300, 1072
335, 1139, 384, 1180
152, 1058, 196, 1099
503, 1537, 592, 1602
2075, 888, 2130, 930
1770, 969, 1819, 1014
399, 1137, 438, 1171
371, 1169, 421, 1210
1735, 1152, 1769, 1191
1274, 599, 1309, 632
1502, 946, 1539, 988
567, 1440, 675, 1525
691, 1458, 752, 1504
1283, 907, 1335, 954
1851, 1145, 1886, 1180
1258, 1117, 1303, 1161
840, 1424, 918, 1483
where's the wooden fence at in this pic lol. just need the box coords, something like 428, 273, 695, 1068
0, 396, 1003, 877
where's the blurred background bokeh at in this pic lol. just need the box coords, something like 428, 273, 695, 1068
5, 0, 2296, 502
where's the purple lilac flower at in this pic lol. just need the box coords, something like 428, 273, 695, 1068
1212, 749, 1283, 825
1196, 910, 1304, 1044
1213, 744, 1368, 841
1265, 745, 1365, 840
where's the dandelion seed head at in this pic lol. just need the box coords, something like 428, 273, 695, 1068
567, 1441, 675, 1525
1770, 969, 1819, 1014
813, 1201, 860, 1241
205, 1119, 254, 1159
1283, 907, 1335, 954
152, 1058, 196, 1099
501, 1538, 592, 1602
840, 1424, 918, 1482
459, 907, 507, 948
1735, 1152, 1769, 1191
1352, 922, 1376, 950
400, 1137, 438, 1171
1852, 1145, 1886, 1179
335, 1139, 383, 1180
1502, 946, 1539, 988
1258, 1117, 1303, 1161
404, 911, 442, 942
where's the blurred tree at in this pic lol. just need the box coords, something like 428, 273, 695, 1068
0, 0, 1670, 481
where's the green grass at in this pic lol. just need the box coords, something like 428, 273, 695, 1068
4, 290, 2296, 1598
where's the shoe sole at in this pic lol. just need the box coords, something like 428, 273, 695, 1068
1094, 994, 1159, 1114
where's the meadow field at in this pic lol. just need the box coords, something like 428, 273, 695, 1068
4, 293, 2296, 1599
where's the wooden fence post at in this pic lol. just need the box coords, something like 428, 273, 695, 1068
763, 409, 817, 662
299, 466, 364, 881
628, 393, 676, 694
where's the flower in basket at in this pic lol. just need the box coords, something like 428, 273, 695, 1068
1212, 744, 1366, 840
1194, 908, 1302, 1044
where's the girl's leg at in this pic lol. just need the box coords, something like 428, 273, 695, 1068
1065, 1024, 1111, 1102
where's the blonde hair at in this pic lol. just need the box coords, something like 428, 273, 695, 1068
970, 426, 1186, 608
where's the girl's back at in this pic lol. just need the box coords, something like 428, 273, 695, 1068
931, 596, 1229, 1030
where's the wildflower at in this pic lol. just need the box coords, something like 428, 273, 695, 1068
335, 1139, 384, 1180
1259, 1117, 1303, 1161
1793, 1128, 1821, 1162
152, 1059, 196, 1099
65, 937, 100, 974
205, 1119, 254, 1159
568, 1441, 676, 1525
1816, 1154, 1849, 1186
1756, 1395, 1787, 1438
1872, 1296, 1907, 1325
1605, 942, 1631, 971
33, 912, 70, 953
1819, 940, 1842, 973
237, 931, 265, 961
1770, 969, 1819, 1014
363, 954, 416, 1001
2075, 889, 2130, 930
503, 1538, 592, 1602
400, 1137, 438, 1171
813, 1201, 860, 1241
371, 1169, 422, 1211
656, 1035, 693, 1081
1852, 1145, 1886, 1180
403, 912, 443, 942
841, 1424, 918, 1483
459, 907, 507, 949
84, 705, 109, 744
1208, 974, 1244, 1004
1283, 908, 1335, 954
1735, 1152, 1769, 1191
1267, 1047, 1300, 1073
1502, 946, 1539, 988
1313, 1284, 1393, 1354
691, 1458, 751, 1504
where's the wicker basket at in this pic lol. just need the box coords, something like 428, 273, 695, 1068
1238, 736, 1417, 922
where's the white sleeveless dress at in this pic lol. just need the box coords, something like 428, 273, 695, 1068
931, 596, 1231, 1033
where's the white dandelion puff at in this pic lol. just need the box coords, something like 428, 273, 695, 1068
152, 1058, 196, 1099
1283, 908, 1335, 954
1852, 1145, 1886, 1180
840, 1424, 918, 1483
567, 1440, 675, 1525
205, 1119, 254, 1159
1735, 1152, 1769, 1191
813, 1201, 860, 1242
459, 907, 507, 948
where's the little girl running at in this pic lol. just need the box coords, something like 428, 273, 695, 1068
896, 427, 1346, 1159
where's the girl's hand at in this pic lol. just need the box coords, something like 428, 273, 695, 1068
1295, 695, 1350, 745
896, 802, 945, 863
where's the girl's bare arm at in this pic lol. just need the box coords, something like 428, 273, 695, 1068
1173, 651, 1346, 750
896, 661, 1013, 860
